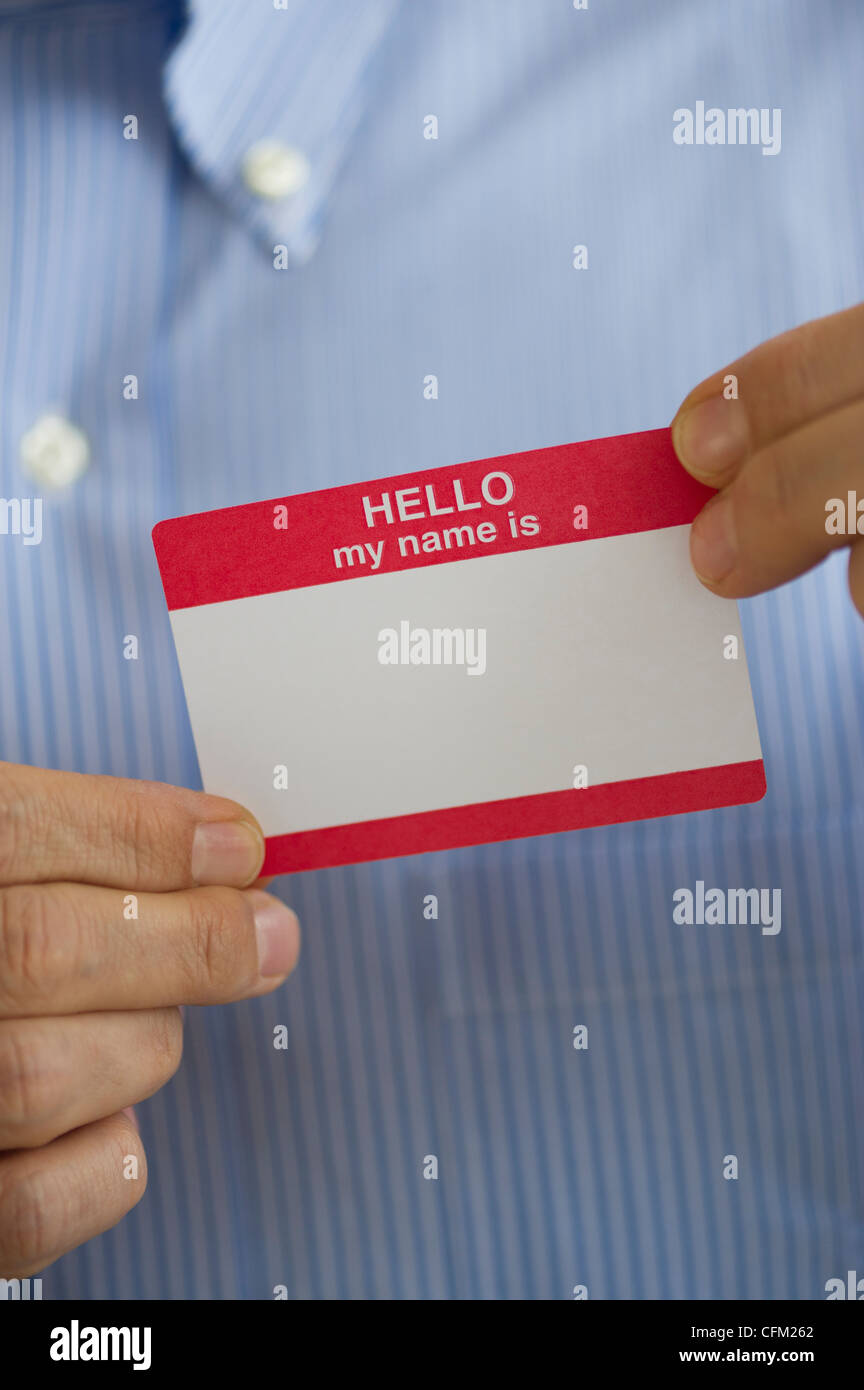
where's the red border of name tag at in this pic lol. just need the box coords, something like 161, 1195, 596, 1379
153, 428, 766, 872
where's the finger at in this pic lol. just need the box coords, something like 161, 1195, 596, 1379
688, 397, 864, 596
672, 302, 864, 487
0, 883, 300, 1017
0, 1109, 145, 1278
0, 1009, 182, 1150
0, 763, 265, 891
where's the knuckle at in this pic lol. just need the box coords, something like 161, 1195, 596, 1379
146, 1009, 184, 1082
187, 888, 255, 998
100, 780, 183, 889
749, 443, 797, 528
119, 782, 191, 887
779, 330, 821, 418
0, 766, 30, 882
113, 786, 161, 885
0, 1026, 58, 1141
0, 1164, 68, 1275
0, 887, 74, 1014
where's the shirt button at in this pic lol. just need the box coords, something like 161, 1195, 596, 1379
241, 140, 310, 199
20, 413, 90, 489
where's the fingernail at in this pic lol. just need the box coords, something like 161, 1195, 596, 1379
673, 397, 749, 479
191, 820, 264, 887
248, 889, 300, 978
123, 1106, 139, 1131
691, 495, 738, 582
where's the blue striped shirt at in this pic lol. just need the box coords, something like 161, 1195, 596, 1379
0, 0, 862, 1298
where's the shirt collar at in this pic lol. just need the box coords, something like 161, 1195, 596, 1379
164, 0, 400, 265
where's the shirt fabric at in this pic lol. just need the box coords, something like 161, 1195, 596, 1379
0, 0, 862, 1299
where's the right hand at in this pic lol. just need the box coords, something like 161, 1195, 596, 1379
0, 761, 300, 1277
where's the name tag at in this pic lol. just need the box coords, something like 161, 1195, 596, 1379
152, 428, 765, 873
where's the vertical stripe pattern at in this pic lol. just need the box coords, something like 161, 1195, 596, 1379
0, 0, 861, 1299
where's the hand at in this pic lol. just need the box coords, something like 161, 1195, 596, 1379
671, 302, 864, 615
0, 762, 300, 1277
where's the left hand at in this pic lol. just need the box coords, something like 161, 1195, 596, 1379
671, 302, 864, 617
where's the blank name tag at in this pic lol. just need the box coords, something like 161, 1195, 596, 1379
152, 428, 765, 873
